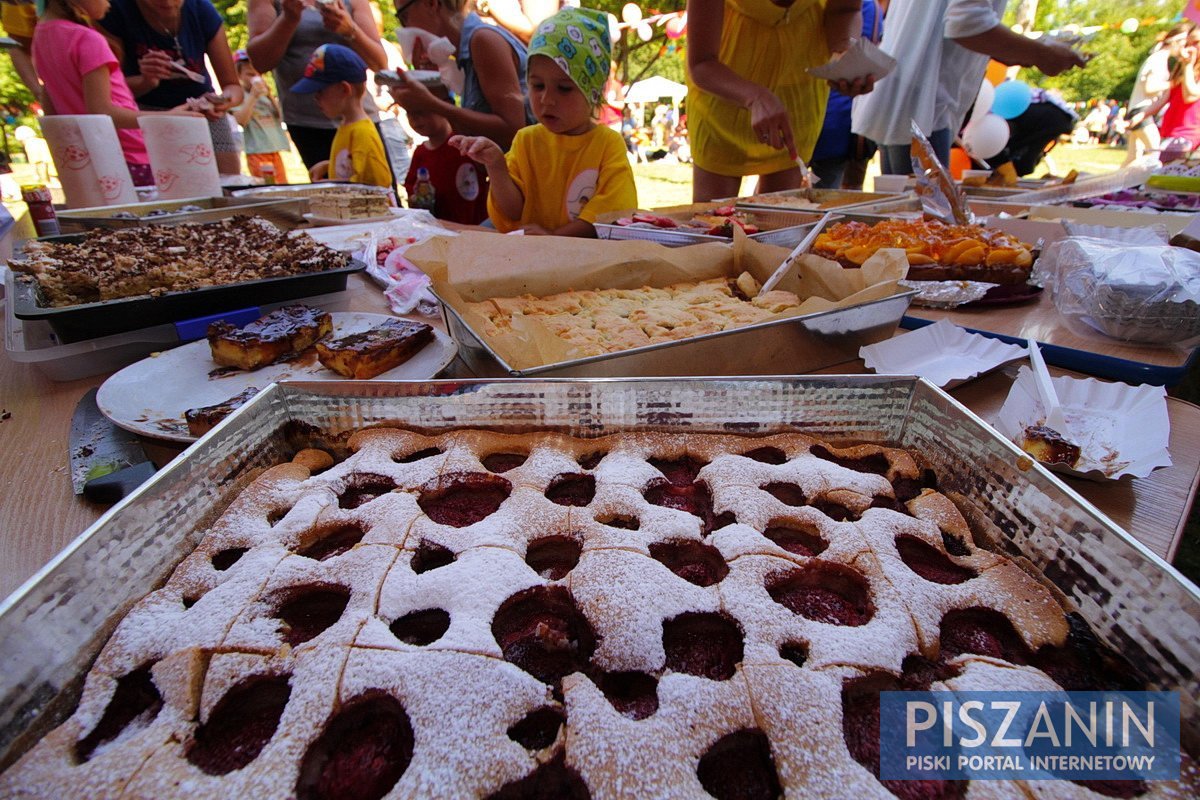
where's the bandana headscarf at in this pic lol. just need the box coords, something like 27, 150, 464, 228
528, 7, 612, 107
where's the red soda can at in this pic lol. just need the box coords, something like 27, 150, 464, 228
21, 184, 61, 238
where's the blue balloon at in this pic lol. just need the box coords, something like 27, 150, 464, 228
992, 80, 1032, 120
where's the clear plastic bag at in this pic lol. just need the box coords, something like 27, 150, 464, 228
1037, 235, 1200, 348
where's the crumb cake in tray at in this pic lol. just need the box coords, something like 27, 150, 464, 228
9, 218, 361, 343
0, 378, 1196, 799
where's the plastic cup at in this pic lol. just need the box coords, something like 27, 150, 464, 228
961, 169, 993, 187
873, 174, 909, 193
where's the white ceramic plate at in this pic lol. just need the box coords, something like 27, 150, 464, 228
97, 312, 458, 443
860, 319, 1028, 389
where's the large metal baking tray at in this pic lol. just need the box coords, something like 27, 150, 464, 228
0, 377, 1196, 769
730, 187, 901, 213
228, 181, 394, 200
11, 238, 364, 343
55, 196, 307, 233
843, 196, 1034, 219
435, 286, 916, 377
594, 207, 824, 248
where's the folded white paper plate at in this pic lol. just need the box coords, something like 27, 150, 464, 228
860, 319, 1027, 388
994, 366, 1171, 481
807, 38, 897, 83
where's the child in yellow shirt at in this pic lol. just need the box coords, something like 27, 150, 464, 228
451, 7, 636, 236
290, 44, 392, 188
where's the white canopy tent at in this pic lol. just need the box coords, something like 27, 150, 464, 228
623, 75, 688, 104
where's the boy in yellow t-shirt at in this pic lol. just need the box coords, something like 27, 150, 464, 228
291, 44, 392, 188
450, 7, 636, 236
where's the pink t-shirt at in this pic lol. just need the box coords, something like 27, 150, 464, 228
1161, 83, 1200, 147
32, 19, 150, 165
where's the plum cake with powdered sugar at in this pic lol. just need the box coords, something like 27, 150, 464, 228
1, 429, 1193, 800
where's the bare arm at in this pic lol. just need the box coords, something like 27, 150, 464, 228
206, 27, 245, 109
81, 66, 198, 127
317, 0, 387, 71
246, 0, 303, 74
823, 0, 861, 54
686, 0, 795, 154
953, 26, 1086, 77
232, 87, 261, 125
450, 135, 523, 219
481, 0, 557, 43
389, 28, 528, 147
546, 219, 596, 237
1179, 50, 1200, 104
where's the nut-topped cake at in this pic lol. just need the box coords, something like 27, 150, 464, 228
13, 217, 350, 308
0, 428, 1191, 799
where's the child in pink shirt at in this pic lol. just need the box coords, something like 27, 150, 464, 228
32, 0, 194, 185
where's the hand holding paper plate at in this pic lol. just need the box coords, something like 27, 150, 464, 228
807, 38, 896, 84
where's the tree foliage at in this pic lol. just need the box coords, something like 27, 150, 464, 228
1004, 0, 1186, 103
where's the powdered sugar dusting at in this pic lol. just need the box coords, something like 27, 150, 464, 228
0, 427, 1122, 799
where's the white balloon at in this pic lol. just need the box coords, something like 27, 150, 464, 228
963, 113, 1009, 160
972, 79, 995, 124
622, 3, 642, 25
608, 13, 620, 45
637, 21, 653, 41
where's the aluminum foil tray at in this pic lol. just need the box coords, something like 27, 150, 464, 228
731, 188, 900, 213
594, 208, 823, 247
55, 196, 307, 232
844, 196, 1034, 219
435, 287, 915, 377
0, 377, 1196, 769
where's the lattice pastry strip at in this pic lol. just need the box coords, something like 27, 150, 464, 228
562, 672, 758, 800
335, 648, 557, 798
708, 512, 872, 565
0, 649, 204, 799
741, 663, 898, 800
118, 646, 350, 799
719, 552, 920, 674
221, 544, 398, 656
90, 545, 290, 679
310, 429, 453, 497
857, 508, 1070, 660
401, 485, 575, 556
360, 545, 543, 660
567, 548, 720, 674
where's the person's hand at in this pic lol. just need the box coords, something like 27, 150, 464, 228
138, 50, 176, 85
521, 224, 550, 235
185, 96, 225, 120
166, 104, 205, 117
1033, 40, 1087, 76
410, 37, 438, 71
317, 0, 355, 38
449, 134, 505, 170
387, 73, 440, 113
746, 86, 795, 155
202, 91, 237, 113
829, 74, 875, 98
249, 77, 268, 97
310, 159, 330, 181
280, 0, 306, 22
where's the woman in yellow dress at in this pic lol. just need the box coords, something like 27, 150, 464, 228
686, 0, 867, 201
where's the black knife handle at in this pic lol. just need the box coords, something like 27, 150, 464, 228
83, 462, 156, 504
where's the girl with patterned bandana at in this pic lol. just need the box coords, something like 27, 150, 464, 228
449, 7, 637, 237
